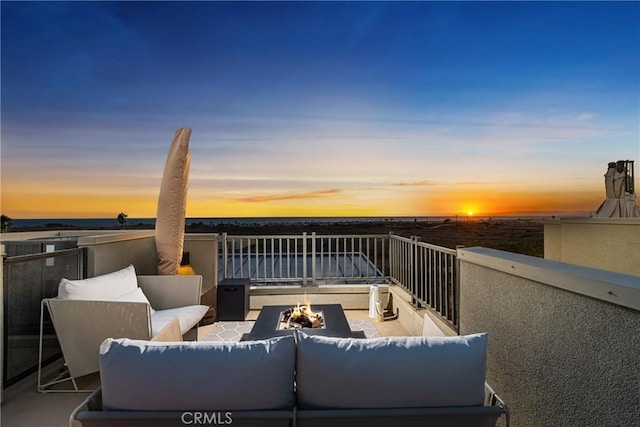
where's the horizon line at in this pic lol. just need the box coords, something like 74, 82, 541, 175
7, 212, 593, 221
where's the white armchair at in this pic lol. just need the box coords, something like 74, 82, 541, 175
38, 265, 208, 392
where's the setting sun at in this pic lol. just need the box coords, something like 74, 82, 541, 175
460, 202, 480, 217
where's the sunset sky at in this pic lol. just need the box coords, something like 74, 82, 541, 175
1, 1, 638, 219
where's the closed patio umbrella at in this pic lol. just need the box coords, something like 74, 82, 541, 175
155, 128, 191, 275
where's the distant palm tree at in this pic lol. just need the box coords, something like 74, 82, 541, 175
1, 214, 11, 232
117, 212, 128, 228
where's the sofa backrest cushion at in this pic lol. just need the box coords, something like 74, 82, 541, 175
114, 287, 155, 315
296, 332, 487, 409
99, 335, 296, 411
58, 264, 138, 300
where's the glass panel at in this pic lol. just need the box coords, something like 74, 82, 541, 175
3, 250, 82, 387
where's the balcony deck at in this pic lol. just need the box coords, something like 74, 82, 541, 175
2, 228, 638, 426
0, 310, 409, 427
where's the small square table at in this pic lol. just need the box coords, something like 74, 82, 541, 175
240, 304, 353, 341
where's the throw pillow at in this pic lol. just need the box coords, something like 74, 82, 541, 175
58, 264, 138, 300
114, 287, 156, 315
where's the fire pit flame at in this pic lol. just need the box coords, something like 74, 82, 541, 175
281, 303, 324, 329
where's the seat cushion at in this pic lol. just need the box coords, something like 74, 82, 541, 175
99, 336, 296, 411
151, 305, 208, 336
58, 264, 138, 300
296, 332, 488, 409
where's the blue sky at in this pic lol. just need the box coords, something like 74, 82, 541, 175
1, 1, 639, 218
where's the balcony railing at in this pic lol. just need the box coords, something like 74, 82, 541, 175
2, 247, 86, 387
221, 232, 389, 285
389, 235, 459, 331
220, 232, 458, 331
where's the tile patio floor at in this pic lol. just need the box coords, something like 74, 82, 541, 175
199, 310, 389, 341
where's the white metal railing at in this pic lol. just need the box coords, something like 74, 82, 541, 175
221, 232, 389, 285
389, 235, 459, 331
220, 232, 458, 329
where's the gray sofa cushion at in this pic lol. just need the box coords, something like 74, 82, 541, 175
296, 332, 487, 409
99, 335, 296, 411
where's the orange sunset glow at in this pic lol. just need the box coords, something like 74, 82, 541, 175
2, 179, 607, 219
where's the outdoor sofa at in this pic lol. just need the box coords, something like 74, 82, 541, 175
70, 332, 509, 427
39, 264, 208, 391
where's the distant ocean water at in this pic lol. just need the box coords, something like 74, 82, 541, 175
11, 215, 555, 229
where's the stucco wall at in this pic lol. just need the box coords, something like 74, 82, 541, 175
458, 247, 640, 427
544, 218, 640, 275
542, 220, 562, 260
79, 232, 220, 284
183, 234, 218, 291
78, 231, 158, 277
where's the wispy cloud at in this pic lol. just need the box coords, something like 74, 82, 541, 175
269, 112, 621, 132
391, 180, 438, 187
576, 112, 595, 121
234, 188, 343, 203
451, 181, 507, 186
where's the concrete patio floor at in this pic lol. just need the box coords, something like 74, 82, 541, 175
1, 310, 409, 427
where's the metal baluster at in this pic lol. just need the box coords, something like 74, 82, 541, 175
311, 232, 316, 285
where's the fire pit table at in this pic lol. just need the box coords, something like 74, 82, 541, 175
240, 304, 354, 341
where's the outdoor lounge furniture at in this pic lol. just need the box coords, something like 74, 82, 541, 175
38, 264, 208, 392
70, 332, 509, 427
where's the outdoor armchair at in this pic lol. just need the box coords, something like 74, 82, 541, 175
38, 265, 208, 392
